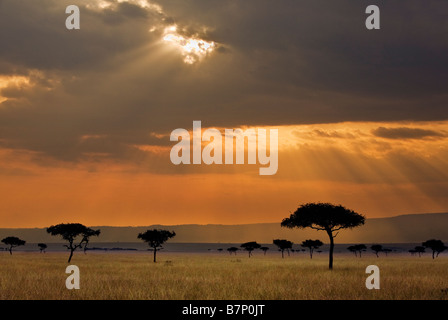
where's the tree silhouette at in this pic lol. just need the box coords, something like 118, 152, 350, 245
38, 243, 47, 253
227, 247, 239, 255
347, 245, 357, 257
414, 246, 425, 257
371, 244, 383, 257
273, 239, 293, 258
409, 249, 417, 256
353, 244, 367, 257
137, 229, 176, 263
217, 248, 223, 252
436, 245, 448, 258
47, 223, 98, 263
1, 236, 26, 255
260, 247, 269, 256
382, 248, 392, 257
422, 239, 446, 259
301, 239, 323, 259
82, 228, 101, 254
281, 202, 365, 269
240, 241, 261, 258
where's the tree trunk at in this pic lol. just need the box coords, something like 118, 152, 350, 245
432, 251, 435, 259
309, 248, 313, 259
327, 230, 334, 270
68, 249, 74, 263
281, 250, 284, 259
9, 247, 12, 255
153, 248, 157, 263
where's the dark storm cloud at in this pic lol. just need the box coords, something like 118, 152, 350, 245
372, 127, 446, 140
0, 0, 447, 163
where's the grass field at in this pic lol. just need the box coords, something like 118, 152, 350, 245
1, 252, 447, 300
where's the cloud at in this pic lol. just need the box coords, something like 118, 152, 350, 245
372, 127, 446, 140
0, 0, 448, 164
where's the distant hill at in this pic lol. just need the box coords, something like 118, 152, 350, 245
0, 213, 447, 244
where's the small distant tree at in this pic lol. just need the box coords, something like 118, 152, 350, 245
301, 239, 323, 259
273, 239, 293, 258
260, 247, 269, 256
240, 241, 261, 258
82, 228, 101, 254
422, 239, 446, 259
354, 244, 367, 257
217, 248, 223, 252
137, 229, 176, 263
281, 203, 365, 269
371, 244, 383, 257
1, 236, 26, 255
347, 245, 357, 257
382, 248, 392, 257
348, 244, 366, 258
414, 246, 425, 257
227, 247, 239, 255
38, 243, 47, 253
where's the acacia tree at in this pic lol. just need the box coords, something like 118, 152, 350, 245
422, 239, 446, 259
371, 244, 383, 257
82, 228, 101, 254
260, 247, 269, 256
414, 246, 425, 257
1, 236, 26, 255
281, 203, 365, 270
38, 243, 47, 253
301, 239, 323, 259
137, 229, 176, 263
240, 241, 261, 258
47, 223, 98, 263
273, 239, 293, 258
227, 247, 239, 255
347, 245, 358, 257
354, 244, 367, 257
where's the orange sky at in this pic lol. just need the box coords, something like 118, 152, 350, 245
1, 1, 448, 227
1, 121, 447, 228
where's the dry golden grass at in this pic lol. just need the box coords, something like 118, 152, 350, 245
0, 251, 447, 300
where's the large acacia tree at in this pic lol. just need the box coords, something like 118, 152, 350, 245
47, 223, 101, 263
281, 203, 365, 269
138, 229, 176, 263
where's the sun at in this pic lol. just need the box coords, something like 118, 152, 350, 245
162, 25, 216, 64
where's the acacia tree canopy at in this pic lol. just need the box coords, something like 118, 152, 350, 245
46, 223, 100, 263
281, 202, 365, 269
240, 241, 261, 257
1, 236, 26, 255
138, 229, 176, 262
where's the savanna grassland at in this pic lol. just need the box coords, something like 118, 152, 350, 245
0, 252, 447, 300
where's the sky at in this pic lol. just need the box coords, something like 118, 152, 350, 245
0, 0, 447, 227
